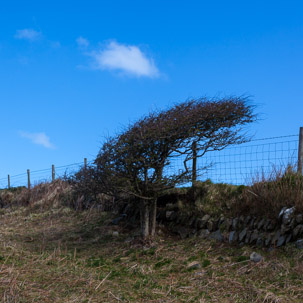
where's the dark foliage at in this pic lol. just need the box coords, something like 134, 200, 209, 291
77, 96, 256, 238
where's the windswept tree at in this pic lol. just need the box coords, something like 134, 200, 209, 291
95, 96, 256, 239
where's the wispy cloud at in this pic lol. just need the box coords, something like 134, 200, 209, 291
89, 41, 159, 78
76, 36, 89, 49
15, 29, 42, 42
20, 131, 55, 149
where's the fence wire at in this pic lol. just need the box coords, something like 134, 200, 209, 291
0, 134, 300, 189
0, 160, 94, 189
168, 135, 299, 185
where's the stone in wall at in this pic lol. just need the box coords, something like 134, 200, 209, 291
293, 224, 303, 238
229, 231, 238, 243
296, 214, 303, 224
239, 228, 248, 242
244, 216, 251, 225
279, 207, 295, 225
296, 239, 303, 249
209, 230, 223, 242
195, 218, 204, 229
256, 235, 264, 247
201, 214, 211, 228
249, 217, 256, 229
232, 217, 239, 230
207, 219, 215, 232
257, 218, 265, 230
198, 229, 210, 239
244, 231, 252, 244
249, 230, 259, 244
264, 233, 273, 247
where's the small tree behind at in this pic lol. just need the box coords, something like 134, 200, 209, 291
95, 96, 256, 239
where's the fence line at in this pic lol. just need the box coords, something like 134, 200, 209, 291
1, 130, 303, 189
165, 131, 302, 185
0, 158, 94, 189
197, 139, 299, 185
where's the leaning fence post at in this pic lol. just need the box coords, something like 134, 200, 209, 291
298, 127, 303, 175
52, 165, 55, 182
8, 175, 10, 189
27, 169, 30, 189
84, 158, 87, 170
192, 141, 197, 186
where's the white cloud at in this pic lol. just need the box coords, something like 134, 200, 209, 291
15, 29, 42, 42
90, 41, 159, 78
20, 131, 55, 149
76, 36, 89, 48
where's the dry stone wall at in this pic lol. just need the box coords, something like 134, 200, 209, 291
118, 202, 303, 249
157, 206, 303, 249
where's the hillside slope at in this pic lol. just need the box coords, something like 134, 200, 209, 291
0, 202, 303, 303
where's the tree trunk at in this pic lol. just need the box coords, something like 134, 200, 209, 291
141, 201, 150, 239
140, 200, 144, 233
140, 199, 157, 239
149, 198, 157, 237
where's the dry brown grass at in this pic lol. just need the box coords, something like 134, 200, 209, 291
236, 166, 303, 219
0, 198, 303, 303
0, 180, 72, 210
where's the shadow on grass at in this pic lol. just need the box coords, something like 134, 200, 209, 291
10, 208, 130, 255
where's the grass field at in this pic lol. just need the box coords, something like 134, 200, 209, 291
1, 204, 303, 303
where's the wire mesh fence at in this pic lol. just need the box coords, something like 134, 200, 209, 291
165, 134, 299, 185
0, 134, 301, 189
199, 136, 299, 185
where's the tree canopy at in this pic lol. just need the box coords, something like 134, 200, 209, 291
91, 96, 256, 238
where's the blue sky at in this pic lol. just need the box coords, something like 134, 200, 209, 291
1, 0, 303, 182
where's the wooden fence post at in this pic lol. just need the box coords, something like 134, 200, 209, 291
27, 169, 30, 190
52, 165, 55, 182
192, 141, 197, 186
298, 127, 303, 175
84, 158, 87, 170
8, 175, 10, 189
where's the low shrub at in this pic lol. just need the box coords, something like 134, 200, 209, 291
69, 166, 115, 211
